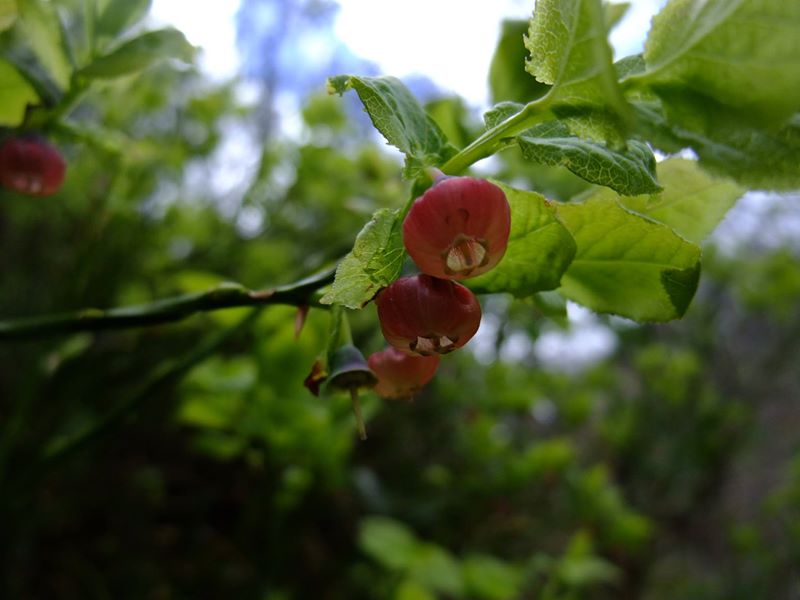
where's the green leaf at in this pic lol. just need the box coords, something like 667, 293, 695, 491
13, 0, 70, 88
425, 96, 472, 150
516, 121, 661, 195
79, 28, 194, 79
0, 0, 17, 32
559, 555, 620, 587
615, 158, 743, 244
0, 58, 37, 125
615, 53, 645, 80
468, 182, 576, 298
395, 580, 436, 600
525, 0, 630, 142
483, 101, 524, 130
633, 101, 800, 191
557, 196, 701, 321
488, 19, 550, 104
604, 2, 630, 29
96, 0, 152, 40
694, 119, 800, 191
320, 208, 404, 309
408, 545, 464, 596
557, 530, 621, 586
638, 0, 800, 130
0, 0, 72, 103
359, 517, 418, 571
462, 555, 523, 600
327, 75, 458, 179
532, 291, 569, 320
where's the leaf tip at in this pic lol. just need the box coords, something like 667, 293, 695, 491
326, 75, 351, 96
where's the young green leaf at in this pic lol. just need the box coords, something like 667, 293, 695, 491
327, 75, 458, 179
320, 208, 404, 309
636, 0, 800, 131
468, 183, 576, 298
557, 196, 701, 321
525, 0, 630, 142
517, 121, 661, 196
79, 28, 194, 79
483, 101, 525, 130
0, 59, 37, 125
615, 158, 743, 244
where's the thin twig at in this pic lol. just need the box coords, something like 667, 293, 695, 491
0, 266, 336, 341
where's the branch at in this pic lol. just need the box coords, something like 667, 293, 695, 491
0, 267, 336, 341
439, 94, 554, 175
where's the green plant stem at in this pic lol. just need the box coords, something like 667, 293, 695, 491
0, 267, 336, 341
82, 0, 95, 60
350, 387, 367, 441
440, 95, 555, 175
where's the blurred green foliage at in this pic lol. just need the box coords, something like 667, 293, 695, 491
1, 2, 800, 599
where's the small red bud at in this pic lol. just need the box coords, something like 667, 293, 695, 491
376, 274, 482, 356
368, 347, 440, 399
0, 136, 66, 197
403, 177, 510, 280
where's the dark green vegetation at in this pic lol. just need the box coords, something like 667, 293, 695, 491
1, 0, 800, 598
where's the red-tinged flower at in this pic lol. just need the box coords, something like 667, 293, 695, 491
403, 177, 510, 280
376, 274, 482, 356
0, 136, 66, 197
368, 346, 440, 399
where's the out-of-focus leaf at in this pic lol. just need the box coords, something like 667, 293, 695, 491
462, 554, 523, 600
0, 0, 17, 32
359, 517, 418, 571
0, 0, 72, 103
604, 2, 630, 29
425, 96, 472, 150
557, 530, 621, 586
633, 101, 800, 191
489, 19, 549, 104
79, 28, 194, 79
408, 545, 464, 596
637, 0, 800, 131
96, 0, 152, 40
0, 58, 36, 125
395, 580, 436, 600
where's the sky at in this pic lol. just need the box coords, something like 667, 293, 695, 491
151, 0, 667, 105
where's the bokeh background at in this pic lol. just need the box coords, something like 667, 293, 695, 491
1, 1, 800, 598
